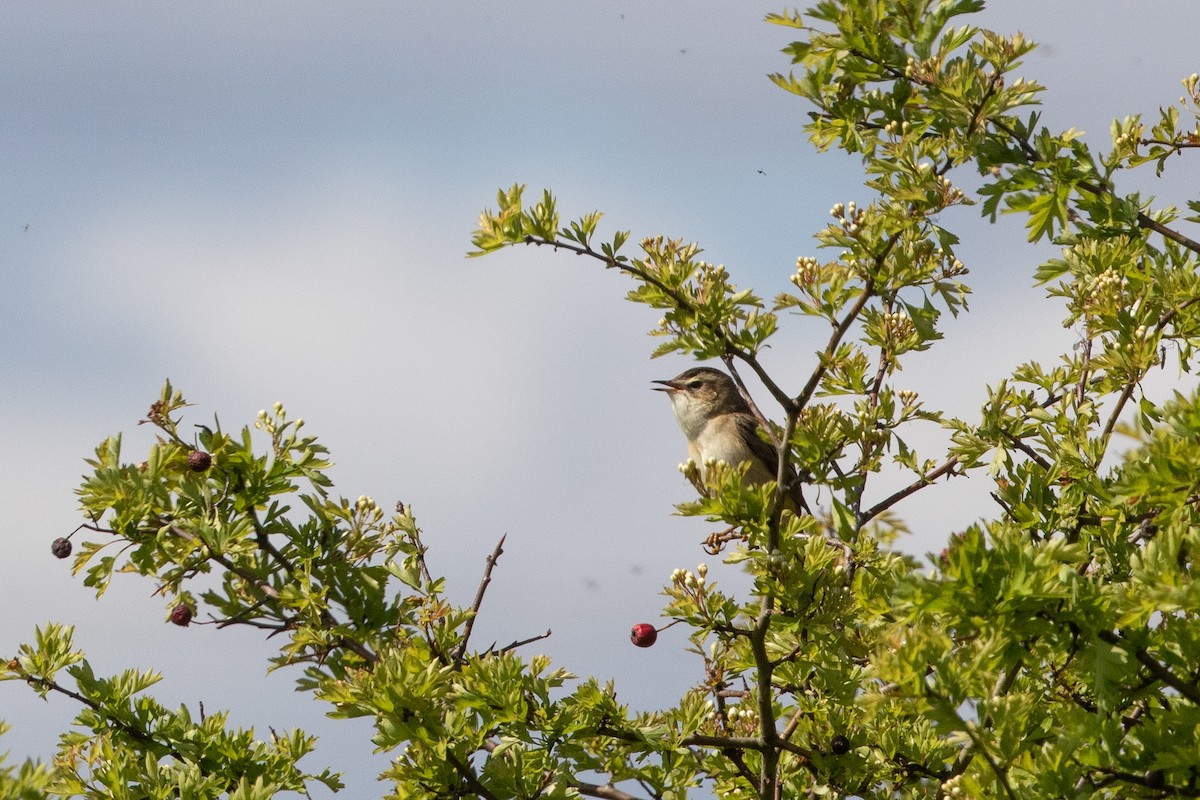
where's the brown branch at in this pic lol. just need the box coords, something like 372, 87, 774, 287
1097, 295, 1200, 442
794, 234, 899, 418
522, 235, 796, 412
750, 597, 781, 798
1003, 431, 1051, 471
1155, 295, 1200, 334
445, 751, 499, 800
16, 670, 181, 758
779, 704, 806, 744
595, 723, 760, 752
1139, 138, 1200, 149
207, 550, 281, 601
867, 340, 893, 408
858, 456, 960, 525
686, 732, 772, 751
248, 507, 297, 579
729, 352, 798, 415
1098, 630, 1200, 705
1099, 377, 1140, 443
497, 629, 553, 654
1128, 204, 1200, 253
574, 781, 646, 800
454, 534, 507, 662
206, 549, 378, 666
973, 735, 1018, 800
988, 117, 1200, 255
794, 272, 879, 412
1089, 767, 1200, 798
722, 356, 777, 440
215, 614, 291, 634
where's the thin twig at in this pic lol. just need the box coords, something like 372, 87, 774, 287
249, 507, 297, 579
723, 356, 777, 440
206, 549, 377, 665
1099, 379, 1139, 443
17, 670, 180, 757
858, 456, 960, 525
522, 236, 796, 411
1098, 630, 1200, 705
1139, 138, 1200, 149
445, 751, 499, 800
988, 117, 1200, 255
794, 235, 897, 413
1002, 431, 1051, 471
497, 629, 553, 654
454, 534, 507, 662
573, 781, 646, 800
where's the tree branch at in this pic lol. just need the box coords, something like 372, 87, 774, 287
205, 548, 378, 666
858, 456, 960, 525
793, 232, 900, 419
445, 751, 499, 800
454, 534, 507, 662
574, 781, 646, 800
723, 356, 777, 441
497, 629, 553, 654
16, 669, 181, 759
521, 235, 796, 412
988, 117, 1200, 255
1098, 630, 1200, 705
1099, 376, 1140, 443
841, 48, 1200, 256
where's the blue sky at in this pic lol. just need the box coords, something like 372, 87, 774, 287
3, 2, 1199, 795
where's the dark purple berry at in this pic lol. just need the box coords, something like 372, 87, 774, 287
187, 450, 212, 472
169, 605, 194, 627
51, 537, 73, 559
830, 734, 850, 755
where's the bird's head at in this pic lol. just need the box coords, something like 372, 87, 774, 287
652, 367, 748, 436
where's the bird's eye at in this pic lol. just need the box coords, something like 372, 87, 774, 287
688, 381, 704, 390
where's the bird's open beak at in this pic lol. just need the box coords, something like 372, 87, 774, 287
651, 379, 678, 393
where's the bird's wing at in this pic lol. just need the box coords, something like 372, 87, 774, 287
738, 415, 810, 512
737, 415, 780, 476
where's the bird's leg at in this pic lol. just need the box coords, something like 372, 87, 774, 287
703, 526, 748, 554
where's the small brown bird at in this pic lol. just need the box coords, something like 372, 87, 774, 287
653, 366, 805, 509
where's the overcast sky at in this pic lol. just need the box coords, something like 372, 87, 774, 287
3, 2, 1199, 795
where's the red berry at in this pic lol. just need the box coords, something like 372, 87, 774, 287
630, 623, 658, 648
169, 605, 194, 627
51, 537, 73, 559
187, 450, 212, 472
